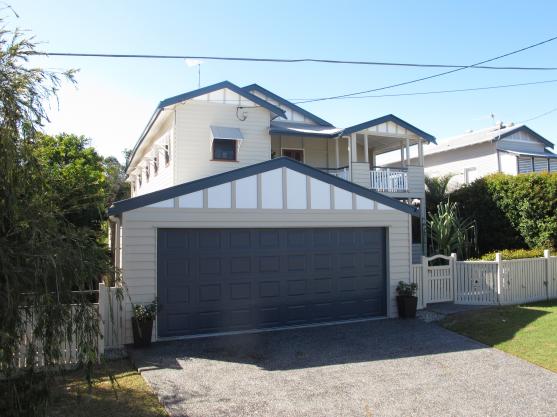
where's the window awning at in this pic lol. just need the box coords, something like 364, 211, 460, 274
210, 126, 244, 141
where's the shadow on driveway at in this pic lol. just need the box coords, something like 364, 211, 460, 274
131, 318, 480, 372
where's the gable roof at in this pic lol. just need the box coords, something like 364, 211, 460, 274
127, 81, 287, 170
343, 114, 437, 143
243, 84, 334, 127
109, 157, 418, 216
425, 123, 554, 156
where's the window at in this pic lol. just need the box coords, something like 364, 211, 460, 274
212, 139, 237, 161
464, 167, 478, 184
153, 156, 159, 175
282, 149, 304, 162
138, 173, 142, 187
164, 144, 170, 166
145, 163, 150, 182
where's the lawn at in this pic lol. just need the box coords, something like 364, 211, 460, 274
48, 359, 167, 417
441, 299, 557, 372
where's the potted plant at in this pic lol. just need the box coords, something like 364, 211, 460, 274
396, 281, 418, 319
131, 299, 158, 347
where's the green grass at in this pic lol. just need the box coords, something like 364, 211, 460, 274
48, 359, 167, 417
441, 300, 557, 373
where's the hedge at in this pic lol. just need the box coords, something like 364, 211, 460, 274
451, 172, 557, 254
476, 247, 557, 261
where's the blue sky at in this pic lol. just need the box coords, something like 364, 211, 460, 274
12, 0, 557, 160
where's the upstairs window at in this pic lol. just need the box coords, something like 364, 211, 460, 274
210, 126, 243, 162
164, 144, 170, 166
212, 139, 237, 161
153, 155, 159, 175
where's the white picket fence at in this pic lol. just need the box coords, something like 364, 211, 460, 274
413, 250, 557, 307
6, 283, 124, 372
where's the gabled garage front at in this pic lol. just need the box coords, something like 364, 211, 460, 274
108, 158, 417, 341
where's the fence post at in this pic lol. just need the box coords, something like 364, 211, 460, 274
421, 255, 428, 307
544, 249, 550, 301
98, 283, 107, 356
450, 253, 457, 303
495, 252, 502, 305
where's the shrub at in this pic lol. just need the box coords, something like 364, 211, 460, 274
477, 248, 557, 261
396, 281, 418, 297
451, 173, 557, 253
451, 177, 524, 253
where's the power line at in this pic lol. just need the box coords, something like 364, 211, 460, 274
295, 35, 557, 104
288, 79, 557, 101
35, 51, 557, 71
520, 106, 557, 123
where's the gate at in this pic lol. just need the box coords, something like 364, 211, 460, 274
422, 254, 455, 305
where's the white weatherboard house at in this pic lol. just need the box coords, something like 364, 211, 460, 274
108, 81, 435, 342
414, 123, 557, 189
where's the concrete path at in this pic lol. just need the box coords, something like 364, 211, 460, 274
130, 319, 557, 417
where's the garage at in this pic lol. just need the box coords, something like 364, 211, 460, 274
157, 227, 386, 337
108, 158, 416, 342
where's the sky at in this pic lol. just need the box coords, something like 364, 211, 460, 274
10, 0, 557, 161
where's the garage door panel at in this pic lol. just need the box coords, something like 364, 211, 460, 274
157, 228, 386, 337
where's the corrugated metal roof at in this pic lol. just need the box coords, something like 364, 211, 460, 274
425, 124, 554, 156
269, 121, 343, 138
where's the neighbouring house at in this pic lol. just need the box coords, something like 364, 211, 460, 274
393, 122, 556, 189
107, 81, 435, 341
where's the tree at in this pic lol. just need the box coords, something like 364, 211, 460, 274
0, 24, 110, 416
425, 174, 454, 215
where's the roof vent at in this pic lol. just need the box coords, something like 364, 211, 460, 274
467, 129, 474, 133
507, 122, 515, 127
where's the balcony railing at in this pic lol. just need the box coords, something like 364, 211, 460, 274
320, 166, 349, 180
370, 167, 408, 192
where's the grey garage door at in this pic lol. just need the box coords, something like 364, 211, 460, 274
157, 228, 387, 338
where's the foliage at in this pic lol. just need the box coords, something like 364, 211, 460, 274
441, 300, 557, 372
451, 176, 524, 254
425, 174, 454, 215
475, 247, 557, 261
396, 281, 417, 297
133, 300, 159, 322
0, 23, 114, 416
427, 201, 477, 259
452, 173, 557, 251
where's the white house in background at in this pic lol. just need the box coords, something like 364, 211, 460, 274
416, 123, 556, 189
107, 81, 436, 342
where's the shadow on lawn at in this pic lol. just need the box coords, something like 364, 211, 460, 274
441, 300, 552, 347
130, 317, 492, 372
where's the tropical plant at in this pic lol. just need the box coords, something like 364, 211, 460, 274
427, 201, 477, 259
425, 174, 454, 215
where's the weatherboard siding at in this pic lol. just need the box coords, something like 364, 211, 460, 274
174, 100, 273, 184
497, 130, 547, 154
423, 142, 499, 189
120, 207, 411, 343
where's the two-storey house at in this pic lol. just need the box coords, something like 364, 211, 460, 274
108, 81, 435, 342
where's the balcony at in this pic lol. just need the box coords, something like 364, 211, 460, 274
370, 167, 408, 192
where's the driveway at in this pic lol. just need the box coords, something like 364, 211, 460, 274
130, 319, 557, 417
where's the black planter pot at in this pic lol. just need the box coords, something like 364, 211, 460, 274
397, 295, 418, 319
132, 317, 153, 347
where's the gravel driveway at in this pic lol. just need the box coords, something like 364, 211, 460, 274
130, 319, 557, 417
